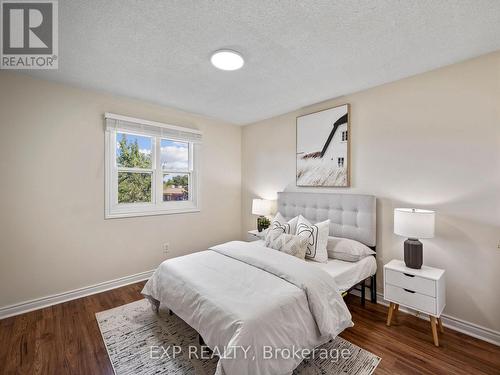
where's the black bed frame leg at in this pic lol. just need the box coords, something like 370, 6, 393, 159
360, 280, 366, 306
370, 275, 377, 304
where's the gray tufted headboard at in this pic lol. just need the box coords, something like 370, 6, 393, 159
277, 192, 377, 248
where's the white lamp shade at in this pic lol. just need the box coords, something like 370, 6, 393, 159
252, 199, 275, 216
394, 208, 435, 239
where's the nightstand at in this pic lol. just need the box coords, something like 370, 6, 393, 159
384, 259, 446, 346
247, 229, 266, 242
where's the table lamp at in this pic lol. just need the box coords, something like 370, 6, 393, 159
394, 208, 435, 269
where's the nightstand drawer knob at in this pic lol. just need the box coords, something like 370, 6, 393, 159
403, 273, 415, 277
403, 288, 416, 294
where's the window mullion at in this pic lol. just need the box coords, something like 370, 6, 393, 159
117, 167, 153, 173
189, 142, 194, 172
155, 137, 162, 204
162, 170, 190, 174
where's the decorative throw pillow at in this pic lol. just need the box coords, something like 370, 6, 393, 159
278, 234, 308, 260
295, 215, 330, 263
265, 212, 299, 245
327, 236, 375, 262
265, 232, 308, 260
268, 212, 299, 234
264, 228, 283, 249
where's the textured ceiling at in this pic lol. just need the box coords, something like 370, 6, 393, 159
28, 0, 500, 125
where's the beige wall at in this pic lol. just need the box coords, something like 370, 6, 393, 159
0, 72, 242, 308
1, 52, 499, 333
242, 52, 500, 331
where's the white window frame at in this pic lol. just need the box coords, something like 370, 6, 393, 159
104, 113, 201, 219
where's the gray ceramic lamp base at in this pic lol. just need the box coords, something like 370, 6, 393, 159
404, 238, 423, 269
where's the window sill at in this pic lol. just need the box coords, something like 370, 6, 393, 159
105, 207, 200, 219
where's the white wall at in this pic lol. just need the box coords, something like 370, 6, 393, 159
242, 51, 500, 331
0, 72, 242, 308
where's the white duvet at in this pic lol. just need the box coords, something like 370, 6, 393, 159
142, 240, 353, 375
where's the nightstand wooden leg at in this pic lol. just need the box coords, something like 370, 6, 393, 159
437, 317, 444, 333
430, 316, 439, 347
392, 303, 399, 322
386, 302, 395, 326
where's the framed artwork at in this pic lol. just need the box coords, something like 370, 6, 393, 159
296, 104, 350, 187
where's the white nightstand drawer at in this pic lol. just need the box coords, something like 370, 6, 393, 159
385, 269, 436, 297
385, 284, 436, 315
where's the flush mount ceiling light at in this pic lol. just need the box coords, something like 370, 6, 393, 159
210, 49, 244, 71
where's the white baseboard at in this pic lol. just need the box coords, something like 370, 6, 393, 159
350, 290, 500, 347
0, 270, 154, 320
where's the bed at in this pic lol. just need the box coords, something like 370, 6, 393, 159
254, 239, 377, 296
307, 257, 377, 294
251, 243, 376, 294
275, 191, 378, 305
142, 192, 377, 375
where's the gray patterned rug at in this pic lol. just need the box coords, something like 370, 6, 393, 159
96, 299, 380, 375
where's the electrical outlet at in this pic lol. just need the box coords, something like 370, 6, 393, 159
163, 242, 170, 255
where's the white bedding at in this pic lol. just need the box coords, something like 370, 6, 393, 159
306, 256, 377, 292
142, 240, 352, 375
255, 239, 377, 292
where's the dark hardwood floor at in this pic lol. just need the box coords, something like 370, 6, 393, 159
1, 282, 499, 374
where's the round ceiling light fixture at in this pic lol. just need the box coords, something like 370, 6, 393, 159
210, 49, 244, 71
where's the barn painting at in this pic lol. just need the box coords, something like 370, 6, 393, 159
296, 104, 350, 187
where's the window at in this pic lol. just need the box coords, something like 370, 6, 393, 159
105, 113, 201, 218
341, 130, 348, 142
161, 139, 190, 202
337, 157, 345, 168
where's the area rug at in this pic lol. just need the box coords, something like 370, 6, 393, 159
96, 299, 380, 375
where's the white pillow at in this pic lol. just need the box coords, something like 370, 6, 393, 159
327, 236, 375, 262
268, 212, 299, 234
295, 215, 329, 263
